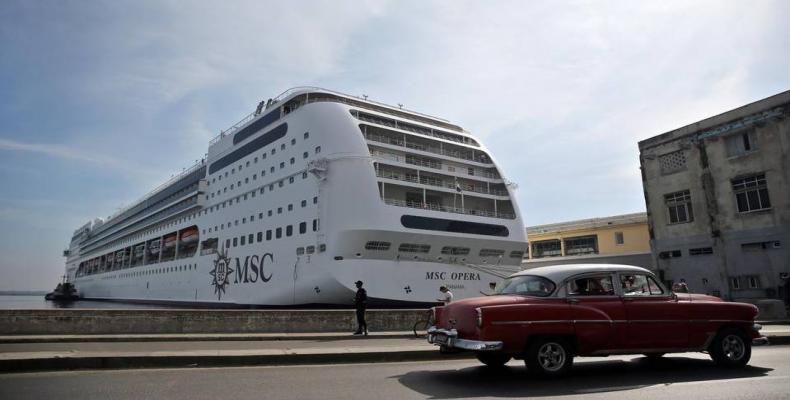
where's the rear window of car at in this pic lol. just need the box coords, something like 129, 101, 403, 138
495, 275, 555, 297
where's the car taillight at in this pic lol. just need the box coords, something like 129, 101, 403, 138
476, 307, 482, 328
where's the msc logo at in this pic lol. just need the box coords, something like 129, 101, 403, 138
210, 248, 234, 300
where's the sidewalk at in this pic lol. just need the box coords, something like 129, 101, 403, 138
1, 326, 788, 373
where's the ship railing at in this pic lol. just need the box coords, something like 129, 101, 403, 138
376, 170, 509, 197
382, 198, 515, 220
363, 131, 491, 164
209, 110, 258, 146
371, 149, 503, 181
103, 159, 206, 224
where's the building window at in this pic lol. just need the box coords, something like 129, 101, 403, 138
266, 230, 272, 240
398, 243, 430, 253
658, 250, 682, 259
301, 200, 307, 207
299, 222, 306, 234
232, 238, 238, 247
615, 232, 624, 245
240, 236, 246, 246
313, 219, 319, 231
742, 241, 781, 251
297, 247, 305, 255
304, 132, 309, 139
564, 235, 598, 256
732, 173, 771, 213
257, 232, 263, 242
532, 240, 561, 258
659, 150, 687, 175
248, 233, 253, 243
689, 247, 713, 256
746, 275, 761, 289
315, 146, 321, 154
725, 131, 757, 157
729, 277, 740, 290
665, 190, 693, 224
306, 245, 315, 254
275, 228, 282, 239
286, 225, 293, 237
303, 152, 308, 159
365, 241, 391, 251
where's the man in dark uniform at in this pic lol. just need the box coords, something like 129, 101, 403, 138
353, 280, 368, 335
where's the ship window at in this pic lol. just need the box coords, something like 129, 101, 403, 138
237, 180, 241, 187
270, 167, 275, 173
277, 207, 282, 214
272, 148, 276, 155
266, 230, 272, 240
268, 210, 273, 216
286, 225, 293, 237
245, 178, 249, 184
278, 181, 283, 187
232, 168, 235, 174
509, 250, 525, 259
398, 243, 430, 253
250, 215, 255, 221
401, 215, 509, 237
303, 152, 308, 159
315, 146, 321, 154
479, 249, 505, 257
269, 184, 274, 190
262, 153, 267, 159
365, 241, 391, 251
253, 174, 257, 180
313, 219, 319, 231
304, 132, 309, 139
313, 196, 318, 204
257, 232, 263, 242
301, 200, 307, 207
290, 157, 295, 165
289, 177, 294, 183
232, 238, 238, 247
291, 138, 296, 145
248, 234, 253, 243
242, 217, 246, 223
251, 191, 255, 198
297, 247, 305, 255
319, 244, 326, 252
254, 157, 258, 163
260, 188, 264, 194
280, 162, 285, 169
259, 213, 263, 219
240, 236, 246, 246
299, 222, 306, 234
281, 144, 286, 150
288, 204, 293, 211
441, 246, 470, 255
306, 246, 315, 254
276, 228, 282, 238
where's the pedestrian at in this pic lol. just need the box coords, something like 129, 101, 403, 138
784, 277, 790, 311
353, 280, 368, 335
437, 285, 453, 305
480, 282, 497, 296
673, 278, 689, 293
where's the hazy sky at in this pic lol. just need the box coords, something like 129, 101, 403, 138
1, 0, 789, 290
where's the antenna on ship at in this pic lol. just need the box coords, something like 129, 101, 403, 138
398, 103, 404, 109
362, 94, 368, 100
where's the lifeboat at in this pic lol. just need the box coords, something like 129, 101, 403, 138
180, 228, 199, 244
163, 234, 178, 249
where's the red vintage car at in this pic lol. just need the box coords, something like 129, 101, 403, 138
428, 264, 765, 376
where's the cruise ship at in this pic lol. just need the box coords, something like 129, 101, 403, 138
62, 88, 527, 306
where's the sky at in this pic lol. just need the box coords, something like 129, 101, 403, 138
1, 0, 789, 290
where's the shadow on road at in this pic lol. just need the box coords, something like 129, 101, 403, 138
393, 356, 772, 399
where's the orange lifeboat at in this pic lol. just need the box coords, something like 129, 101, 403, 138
180, 228, 199, 244
163, 233, 178, 249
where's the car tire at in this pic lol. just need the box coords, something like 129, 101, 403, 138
475, 352, 511, 368
709, 328, 751, 368
525, 337, 573, 377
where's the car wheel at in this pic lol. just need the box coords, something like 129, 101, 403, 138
475, 352, 511, 368
525, 338, 573, 377
709, 328, 751, 368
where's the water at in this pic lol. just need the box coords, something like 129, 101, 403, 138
0, 295, 188, 309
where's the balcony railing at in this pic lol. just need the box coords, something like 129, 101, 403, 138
376, 170, 509, 197
363, 131, 492, 164
370, 149, 501, 179
382, 198, 515, 220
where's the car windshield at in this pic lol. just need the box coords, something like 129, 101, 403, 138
495, 275, 556, 297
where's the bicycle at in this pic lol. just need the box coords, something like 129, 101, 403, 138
412, 308, 436, 338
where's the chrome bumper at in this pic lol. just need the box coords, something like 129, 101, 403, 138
427, 327, 503, 351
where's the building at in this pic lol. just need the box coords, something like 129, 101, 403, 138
638, 90, 790, 301
524, 212, 652, 269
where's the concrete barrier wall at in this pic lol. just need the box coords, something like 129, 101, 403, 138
0, 309, 429, 335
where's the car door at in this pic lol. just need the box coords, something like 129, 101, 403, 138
566, 273, 627, 354
620, 273, 689, 349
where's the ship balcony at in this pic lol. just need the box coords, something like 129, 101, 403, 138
378, 181, 516, 220
375, 168, 509, 198
370, 147, 502, 182
361, 125, 492, 166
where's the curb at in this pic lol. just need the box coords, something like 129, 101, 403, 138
0, 348, 472, 374
0, 332, 417, 344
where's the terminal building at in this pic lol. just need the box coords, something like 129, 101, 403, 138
638, 90, 790, 301
524, 212, 652, 269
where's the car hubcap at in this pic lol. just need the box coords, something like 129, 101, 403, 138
722, 334, 744, 360
537, 342, 566, 372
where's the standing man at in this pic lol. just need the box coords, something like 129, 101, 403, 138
353, 280, 368, 336
437, 285, 453, 305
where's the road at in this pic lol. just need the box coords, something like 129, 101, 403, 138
2, 345, 789, 400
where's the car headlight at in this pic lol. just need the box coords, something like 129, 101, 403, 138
476, 307, 482, 328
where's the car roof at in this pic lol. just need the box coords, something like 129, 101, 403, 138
511, 264, 652, 283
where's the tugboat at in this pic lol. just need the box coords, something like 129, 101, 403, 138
45, 276, 80, 301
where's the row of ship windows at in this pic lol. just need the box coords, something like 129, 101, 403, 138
363, 241, 524, 259
209, 131, 316, 182
208, 170, 313, 200
200, 220, 320, 254
103, 264, 198, 280
201, 196, 318, 234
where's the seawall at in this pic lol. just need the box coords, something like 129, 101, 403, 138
0, 309, 427, 335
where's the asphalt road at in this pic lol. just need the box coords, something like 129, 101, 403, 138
2, 345, 789, 400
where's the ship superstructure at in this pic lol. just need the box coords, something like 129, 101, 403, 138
63, 88, 528, 306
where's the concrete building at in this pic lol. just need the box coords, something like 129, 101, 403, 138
524, 212, 652, 269
638, 90, 790, 301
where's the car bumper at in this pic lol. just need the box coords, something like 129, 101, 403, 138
427, 327, 503, 351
